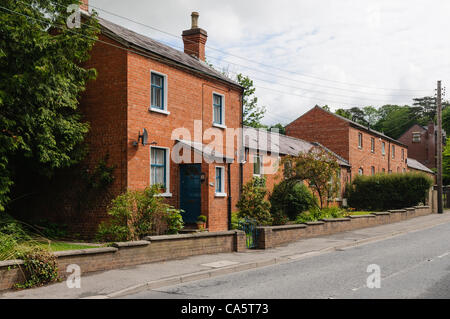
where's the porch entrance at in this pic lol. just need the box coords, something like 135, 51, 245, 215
179, 164, 202, 223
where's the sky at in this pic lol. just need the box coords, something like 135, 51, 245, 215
89, 0, 450, 125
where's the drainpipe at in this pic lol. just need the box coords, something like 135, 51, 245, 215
227, 162, 232, 230
388, 141, 391, 172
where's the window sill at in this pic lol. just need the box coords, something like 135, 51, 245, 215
215, 192, 227, 198
213, 123, 227, 129
155, 192, 172, 197
149, 107, 170, 115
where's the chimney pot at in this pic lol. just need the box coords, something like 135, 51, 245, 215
191, 12, 199, 29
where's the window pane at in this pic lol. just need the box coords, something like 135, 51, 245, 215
153, 148, 165, 165
254, 156, 261, 175
213, 94, 222, 106
214, 105, 222, 123
151, 74, 163, 87
151, 148, 166, 187
215, 168, 222, 192
152, 87, 162, 108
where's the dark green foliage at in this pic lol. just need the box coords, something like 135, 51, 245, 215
197, 215, 207, 223
346, 172, 433, 211
96, 186, 184, 242
269, 181, 317, 222
32, 219, 67, 239
236, 177, 272, 225
15, 247, 59, 289
0, 0, 99, 211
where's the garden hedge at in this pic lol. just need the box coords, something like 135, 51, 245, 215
346, 172, 433, 211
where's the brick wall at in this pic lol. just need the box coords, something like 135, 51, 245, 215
398, 124, 435, 169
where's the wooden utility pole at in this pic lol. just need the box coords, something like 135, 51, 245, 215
437, 80, 443, 214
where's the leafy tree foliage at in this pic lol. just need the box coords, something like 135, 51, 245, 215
282, 149, 340, 208
0, 1, 99, 211
236, 177, 272, 225
237, 73, 266, 128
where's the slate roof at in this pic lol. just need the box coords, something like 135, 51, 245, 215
176, 139, 234, 162
243, 127, 350, 167
407, 158, 434, 174
84, 13, 241, 88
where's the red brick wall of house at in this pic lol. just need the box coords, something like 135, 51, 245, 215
285, 107, 350, 161
348, 127, 408, 178
398, 124, 435, 169
126, 51, 242, 232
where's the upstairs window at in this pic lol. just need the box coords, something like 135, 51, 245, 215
382, 142, 386, 155
371, 166, 375, 175
401, 149, 405, 161
371, 138, 375, 153
213, 93, 225, 126
392, 145, 395, 159
151, 73, 165, 110
412, 132, 421, 143
253, 155, 263, 177
358, 133, 363, 149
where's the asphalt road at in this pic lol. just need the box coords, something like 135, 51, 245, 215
120, 221, 450, 299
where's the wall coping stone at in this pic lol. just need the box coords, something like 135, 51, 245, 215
405, 207, 415, 211
144, 230, 237, 242
388, 209, 407, 213
267, 224, 308, 231
305, 221, 325, 225
321, 218, 351, 222
112, 240, 150, 248
0, 260, 24, 268
371, 212, 390, 215
348, 214, 376, 219
54, 247, 118, 257
414, 205, 429, 209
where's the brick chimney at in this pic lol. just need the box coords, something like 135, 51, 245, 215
182, 12, 208, 61
80, 0, 89, 11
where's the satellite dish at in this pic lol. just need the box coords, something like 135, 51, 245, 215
138, 128, 148, 146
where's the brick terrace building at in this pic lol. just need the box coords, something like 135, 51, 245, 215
242, 127, 351, 203
23, 2, 245, 237
398, 123, 446, 170
286, 106, 408, 180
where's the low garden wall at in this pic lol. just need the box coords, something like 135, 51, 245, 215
0, 230, 247, 291
257, 205, 432, 249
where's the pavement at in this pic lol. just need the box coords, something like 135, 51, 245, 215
2, 211, 450, 299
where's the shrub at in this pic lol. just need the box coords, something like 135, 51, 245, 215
96, 186, 184, 242
346, 172, 433, 211
15, 247, 59, 289
269, 180, 317, 221
231, 212, 245, 230
236, 177, 272, 225
296, 206, 345, 223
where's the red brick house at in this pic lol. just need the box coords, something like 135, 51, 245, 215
242, 127, 351, 202
286, 106, 408, 180
398, 123, 446, 170
43, 2, 245, 236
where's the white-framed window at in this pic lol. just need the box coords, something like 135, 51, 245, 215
150, 71, 169, 114
212, 92, 225, 128
371, 166, 375, 175
358, 132, 363, 149
382, 142, 385, 155
358, 168, 363, 175
401, 148, 405, 161
253, 155, 263, 177
371, 138, 375, 153
392, 145, 395, 159
412, 132, 421, 143
215, 166, 226, 197
150, 146, 171, 196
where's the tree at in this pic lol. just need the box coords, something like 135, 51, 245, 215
236, 177, 272, 225
362, 106, 380, 126
236, 73, 266, 128
268, 123, 286, 135
282, 149, 340, 208
0, 1, 99, 211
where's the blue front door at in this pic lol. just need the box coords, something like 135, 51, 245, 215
180, 164, 202, 223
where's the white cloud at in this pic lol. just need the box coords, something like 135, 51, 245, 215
90, 0, 450, 125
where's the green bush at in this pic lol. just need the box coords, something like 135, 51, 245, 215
231, 212, 244, 230
346, 172, 433, 211
96, 186, 184, 242
269, 180, 317, 222
296, 206, 345, 224
236, 177, 272, 225
15, 247, 59, 289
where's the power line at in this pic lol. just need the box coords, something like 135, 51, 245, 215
16, 0, 432, 99
36, 0, 430, 93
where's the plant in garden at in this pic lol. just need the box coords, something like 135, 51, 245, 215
269, 180, 317, 222
296, 207, 345, 224
282, 148, 340, 208
96, 186, 184, 242
15, 247, 59, 289
236, 177, 272, 225
0, 1, 99, 211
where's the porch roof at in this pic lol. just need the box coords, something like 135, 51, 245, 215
175, 139, 235, 163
